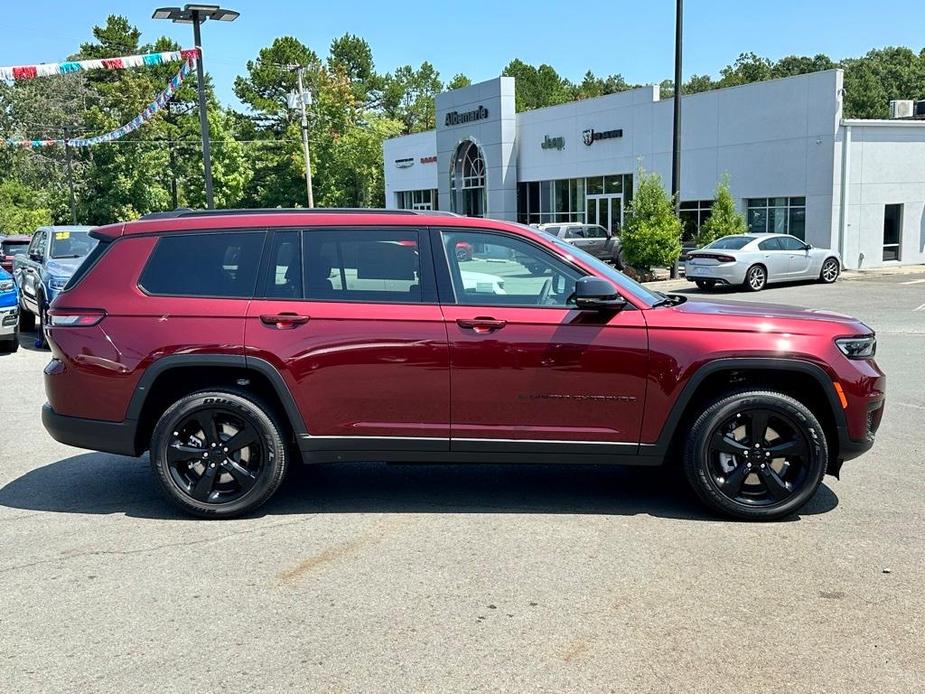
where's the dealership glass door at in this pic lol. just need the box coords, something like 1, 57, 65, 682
586, 194, 623, 235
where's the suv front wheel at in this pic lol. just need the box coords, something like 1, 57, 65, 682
150, 390, 289, 518
684, 390, 828, 520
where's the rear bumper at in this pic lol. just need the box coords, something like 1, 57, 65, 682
684, 263, 747, 285
42, 403, 139, 456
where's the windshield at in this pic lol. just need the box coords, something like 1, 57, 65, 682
706, 236, 753, 250
50, 230, 97, 259
521, 224, 664, 306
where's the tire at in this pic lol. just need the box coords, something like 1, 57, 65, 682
744, 264, 767, 292
18, 300, 35, 332
611, 248, 625, 271
0, 335, 19, 353
819, 257, 840, 284
150, 389, 289, 519
455, 248, 469, 262
694, 280, 716, 290
33, 293, 47, 349
525, 263, 545, 276
683, 390, 828, 521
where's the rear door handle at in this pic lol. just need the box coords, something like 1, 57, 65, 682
260, 313, 310, 329
457, 317, 507, 334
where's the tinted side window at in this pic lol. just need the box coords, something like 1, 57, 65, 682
303, 229, 423, 303
29, 231, 46, 257
779, 236, 805, 251
758, 238, 782, 251
263, 231, 302, 299
139, 231, 264, 298
565, 227, 585, 239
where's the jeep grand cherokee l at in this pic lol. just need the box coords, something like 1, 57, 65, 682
41, 209, 885, 520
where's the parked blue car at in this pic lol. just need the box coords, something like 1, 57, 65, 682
0, 265, 19, 353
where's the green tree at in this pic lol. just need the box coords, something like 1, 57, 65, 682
380, 62, 443, 132
502, 59, 573, 111
573, 71, 631, 99
447, 73, 472, 90
0, 180, 52, 233
697, 174, 746, 246
718, 52, 774, 87
684, 74, 715, 94
621, 169, 681, 272
842, 47, 925, 118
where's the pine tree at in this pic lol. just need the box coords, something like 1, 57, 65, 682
698, 174, 746, 246
621, 169, 681, 272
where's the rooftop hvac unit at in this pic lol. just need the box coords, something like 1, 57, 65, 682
915, 100, 925, 118
889, 100, 914, 119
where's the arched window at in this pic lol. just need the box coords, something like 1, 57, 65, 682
450, 140, 486, 217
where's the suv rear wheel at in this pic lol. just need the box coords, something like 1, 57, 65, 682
150, 390, 288, 518
683, 390, 828, 520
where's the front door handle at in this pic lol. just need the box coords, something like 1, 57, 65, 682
260, 312, 310, 329
457, 317, 507, 334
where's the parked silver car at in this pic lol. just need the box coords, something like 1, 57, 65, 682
685, 233, 841, 291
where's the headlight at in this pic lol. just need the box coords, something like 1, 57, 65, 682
835, 335, 876, 359
48, 276, 69, 291
0, 279, 12, 292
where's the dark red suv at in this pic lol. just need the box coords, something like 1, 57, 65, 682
42, 210, 885, 520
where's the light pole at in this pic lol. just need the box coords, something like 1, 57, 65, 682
670, 0, 683, 278
152, 4, 239, 209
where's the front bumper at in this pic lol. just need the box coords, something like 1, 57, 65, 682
42, 403, 139, 456
0, 303, 18, 337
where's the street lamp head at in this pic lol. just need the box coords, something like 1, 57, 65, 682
152, 4, 239, 23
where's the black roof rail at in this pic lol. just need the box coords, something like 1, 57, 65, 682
139, 208, 461, 220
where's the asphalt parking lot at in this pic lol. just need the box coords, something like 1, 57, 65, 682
1, 270, 924, 693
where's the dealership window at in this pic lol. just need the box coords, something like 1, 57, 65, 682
450, 140, 487, 217
746, 197, 806, 240
882, 204, 903, 261
396, 189, 438, 211
517, 174, 632, 227
679, 200, 713, 243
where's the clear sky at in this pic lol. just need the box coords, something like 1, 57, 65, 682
2, 0, 924, 110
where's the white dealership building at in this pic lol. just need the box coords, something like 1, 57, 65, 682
383, 70, 925, 268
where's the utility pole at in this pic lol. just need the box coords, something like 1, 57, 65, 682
63, 126, 77, 225
191, 9, 215, 209
295, 66, 315, 208
670, 0, 684, 278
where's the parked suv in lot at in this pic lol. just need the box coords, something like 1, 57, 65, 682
42, 210, 885, 520
537, 223, 624, 270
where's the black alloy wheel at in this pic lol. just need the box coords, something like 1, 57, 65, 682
684, 391, 828, 520
151, 390, 288, 518
745, 264, 767, 292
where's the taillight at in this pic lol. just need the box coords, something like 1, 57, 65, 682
48, 308, 106, 327
690, 253, 736, 263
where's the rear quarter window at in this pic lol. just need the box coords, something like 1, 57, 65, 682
139, 231, 265, 298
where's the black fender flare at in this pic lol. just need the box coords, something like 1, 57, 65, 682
126, 354, 308, 437
649, 357, 849, 457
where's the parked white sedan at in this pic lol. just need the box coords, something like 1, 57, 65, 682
685, 234, 842, 291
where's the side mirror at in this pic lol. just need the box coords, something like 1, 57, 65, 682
572, 276, 627, 310
30, 252, 43, 262
804, 243, 813, 251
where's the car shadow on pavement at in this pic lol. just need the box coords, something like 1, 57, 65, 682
0, 452, 839, 522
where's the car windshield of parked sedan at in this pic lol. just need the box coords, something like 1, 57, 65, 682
705, 236, 753, 250
525, 224, 664, 306
50, 231, 97, 259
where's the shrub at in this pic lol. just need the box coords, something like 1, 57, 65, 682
697, 174, 746, 246
621, 169, 681, 272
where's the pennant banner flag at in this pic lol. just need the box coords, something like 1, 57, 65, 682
0, 48, 199, 81
5, 57, 195, 149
